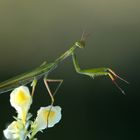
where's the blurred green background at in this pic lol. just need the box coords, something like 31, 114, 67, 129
0, 0, 139, 139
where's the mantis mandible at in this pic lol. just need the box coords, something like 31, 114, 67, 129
0, 33, 128, 106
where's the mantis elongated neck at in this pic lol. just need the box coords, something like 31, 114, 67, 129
54, 45, 77, 65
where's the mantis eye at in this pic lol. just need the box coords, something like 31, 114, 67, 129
75, 41, 85, 48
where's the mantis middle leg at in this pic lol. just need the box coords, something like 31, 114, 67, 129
43, 77, 63, 128
43, 77, 63, 105
31, 78, 38, 97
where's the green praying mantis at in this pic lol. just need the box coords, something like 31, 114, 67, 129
0, 33, 129, 106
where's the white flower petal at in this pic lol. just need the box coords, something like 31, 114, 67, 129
10, 86, 32, 109
10, 86, 32, 123
33, 105, 62, 132
3, 121, 20, 139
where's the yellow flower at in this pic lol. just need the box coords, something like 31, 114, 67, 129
32, 106, 62, 133
3, 121, 22, 139
10, 86, 32, 124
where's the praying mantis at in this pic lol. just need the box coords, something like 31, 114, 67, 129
0, 33, 128, 106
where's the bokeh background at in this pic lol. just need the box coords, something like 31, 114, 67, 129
0, 0, 139, 139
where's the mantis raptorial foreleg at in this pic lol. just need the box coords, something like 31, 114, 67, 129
72, 52, 129, 95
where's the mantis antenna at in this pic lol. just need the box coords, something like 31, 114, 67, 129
81, 31, 90, 41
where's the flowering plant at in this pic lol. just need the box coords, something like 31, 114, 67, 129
3, 86, 62, 140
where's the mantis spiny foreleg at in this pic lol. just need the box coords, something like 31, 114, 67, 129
72, 52, 129, 95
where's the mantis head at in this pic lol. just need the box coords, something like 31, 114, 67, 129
75, 31, 90, 49
75, 40, 85, 48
